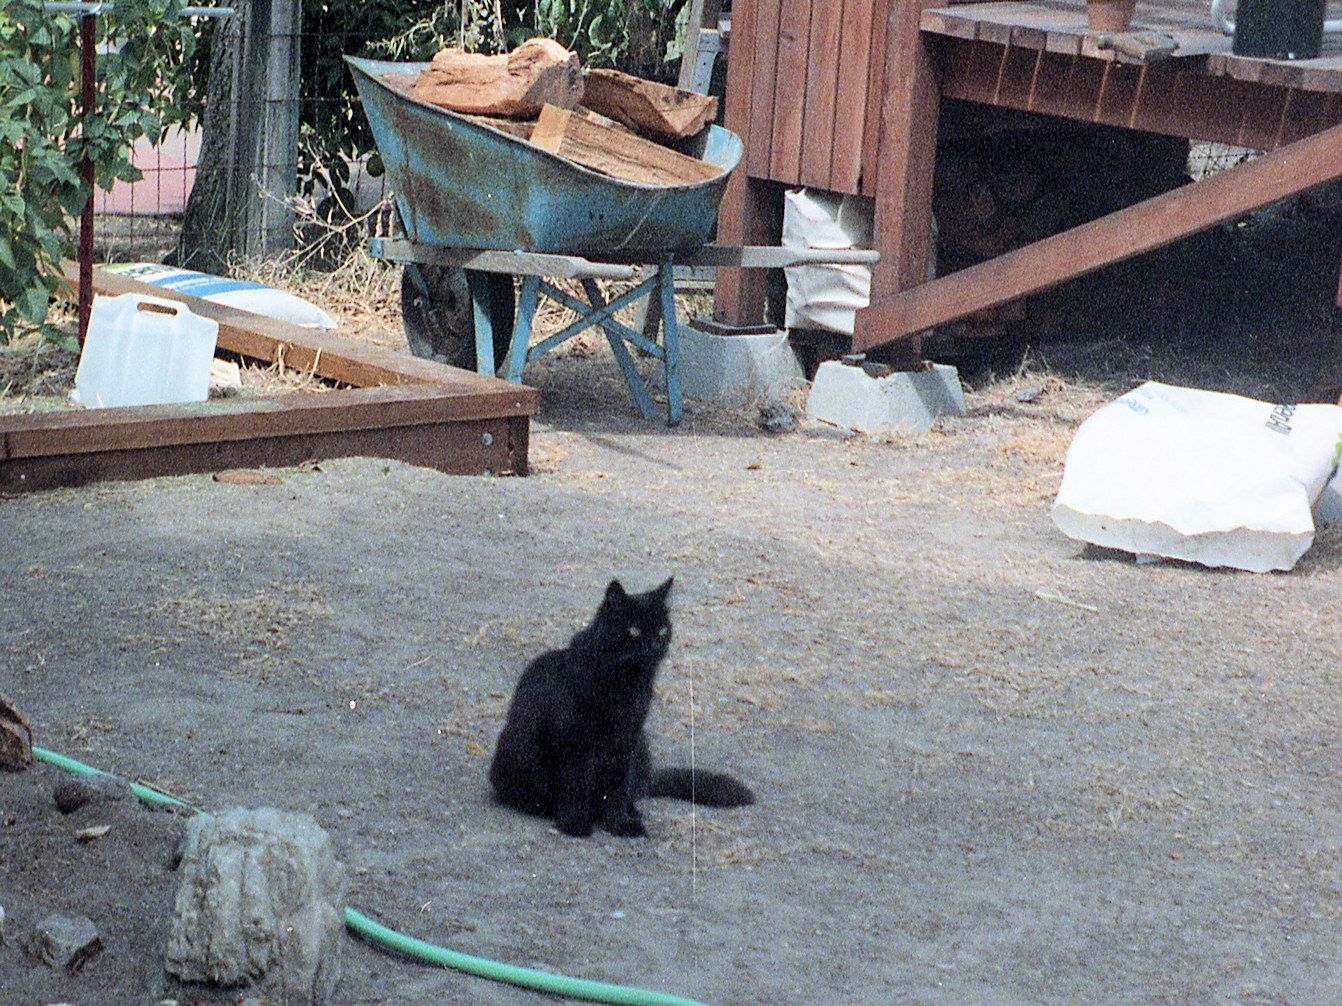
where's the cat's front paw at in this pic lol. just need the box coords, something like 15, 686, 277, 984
555, 814, 596, 838
609, 817, 648, 838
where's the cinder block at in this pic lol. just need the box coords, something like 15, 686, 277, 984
679, 323, 806, 403
805, 359, 966, 435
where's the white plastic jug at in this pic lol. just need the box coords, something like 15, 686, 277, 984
73, 293, 220, 409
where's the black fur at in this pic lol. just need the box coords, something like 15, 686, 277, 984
489, 577, 754, 838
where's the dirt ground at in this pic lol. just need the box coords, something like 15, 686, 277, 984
4, 199, 1342, 1006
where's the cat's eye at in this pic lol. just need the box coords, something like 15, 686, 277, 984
628, 626, 642, 638
657, 626, 669, 637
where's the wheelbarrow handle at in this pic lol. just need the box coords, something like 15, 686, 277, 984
369, 239, 638, 281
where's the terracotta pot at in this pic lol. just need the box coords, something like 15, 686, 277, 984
1087, 0, 1137, 31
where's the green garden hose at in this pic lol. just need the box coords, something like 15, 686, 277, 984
29, 745, 709, 1006
343, 906, 707, 1006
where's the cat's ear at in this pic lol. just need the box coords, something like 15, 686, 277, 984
653, 576, 674, 603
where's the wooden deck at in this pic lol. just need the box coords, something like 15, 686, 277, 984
924, 0, 1342, 85
713, 0, 1342, 365
0, 266, 539, 493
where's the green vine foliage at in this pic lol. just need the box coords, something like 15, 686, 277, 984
0, 0, 199, 344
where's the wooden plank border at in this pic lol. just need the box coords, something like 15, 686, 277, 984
0, 264, 539, 493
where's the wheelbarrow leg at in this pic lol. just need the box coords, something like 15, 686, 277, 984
580, 278, 659, 422
508, 275, 540, 384
656, 255, 682, 426
468, 270, 496, 375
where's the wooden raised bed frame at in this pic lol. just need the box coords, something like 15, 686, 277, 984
0, 266, 538, 493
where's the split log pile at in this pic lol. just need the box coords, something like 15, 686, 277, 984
409, 38, 584, 118
410, 40, 722, 188
529, 105, 722, 187
931, 121, 1190, 340
581, 67, 718, 139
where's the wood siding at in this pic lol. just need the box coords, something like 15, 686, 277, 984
726, 0, 891, 195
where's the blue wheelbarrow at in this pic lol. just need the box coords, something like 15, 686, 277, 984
348, 56, 875, 424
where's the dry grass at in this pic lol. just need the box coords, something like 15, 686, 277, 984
237, 251, 405, 352
144, 581, 332, 677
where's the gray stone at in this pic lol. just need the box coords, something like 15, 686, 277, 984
32, 913, 103, 971
166, 807, 347, 1006
53, 773, 133, 813
757, 400, 800, 434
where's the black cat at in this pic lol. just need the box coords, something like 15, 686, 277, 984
489, 577, 754, 838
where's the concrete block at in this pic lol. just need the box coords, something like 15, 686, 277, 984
166, 806, 347, 1006
805, 360, 966, 435
679, 323, 805, 403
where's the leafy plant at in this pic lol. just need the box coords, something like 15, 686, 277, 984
0, 0, 201, 345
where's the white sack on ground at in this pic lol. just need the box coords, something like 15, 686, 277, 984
1052, 381, 1342, 572
101, 262, 338, 329
782, 189, 872, 334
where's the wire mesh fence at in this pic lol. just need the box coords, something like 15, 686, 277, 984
90, 0, 394, 270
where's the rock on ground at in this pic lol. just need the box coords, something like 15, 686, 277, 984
166, 806, 347, 1006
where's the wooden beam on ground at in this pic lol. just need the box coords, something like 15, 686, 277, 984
851, 117, 1342, 352
0, 387, 529, 491
0, 265, 538, 493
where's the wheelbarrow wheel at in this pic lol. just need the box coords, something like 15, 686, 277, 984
400, 263, 515, 371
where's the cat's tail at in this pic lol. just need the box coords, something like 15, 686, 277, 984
648, 767, 755, 807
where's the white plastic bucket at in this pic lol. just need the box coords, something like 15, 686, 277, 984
73, 293, 220, 409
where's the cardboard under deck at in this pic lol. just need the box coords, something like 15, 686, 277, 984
0, 266, 539, 493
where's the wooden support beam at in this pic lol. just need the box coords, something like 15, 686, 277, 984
833, 0, 880, 193
713, 0, 776, 327
851, 117, 1342, 351
710, 176, 782, 326
935, 36, 1342, 148
852, 0, 942, 364
771, 0, 811, 182
800, 0, 842, 189
860, 0, 895, 196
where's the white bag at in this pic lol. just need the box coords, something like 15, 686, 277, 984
1052, 381, 1342, 572
782, 189, 873, 335
101, 262, 338, 329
